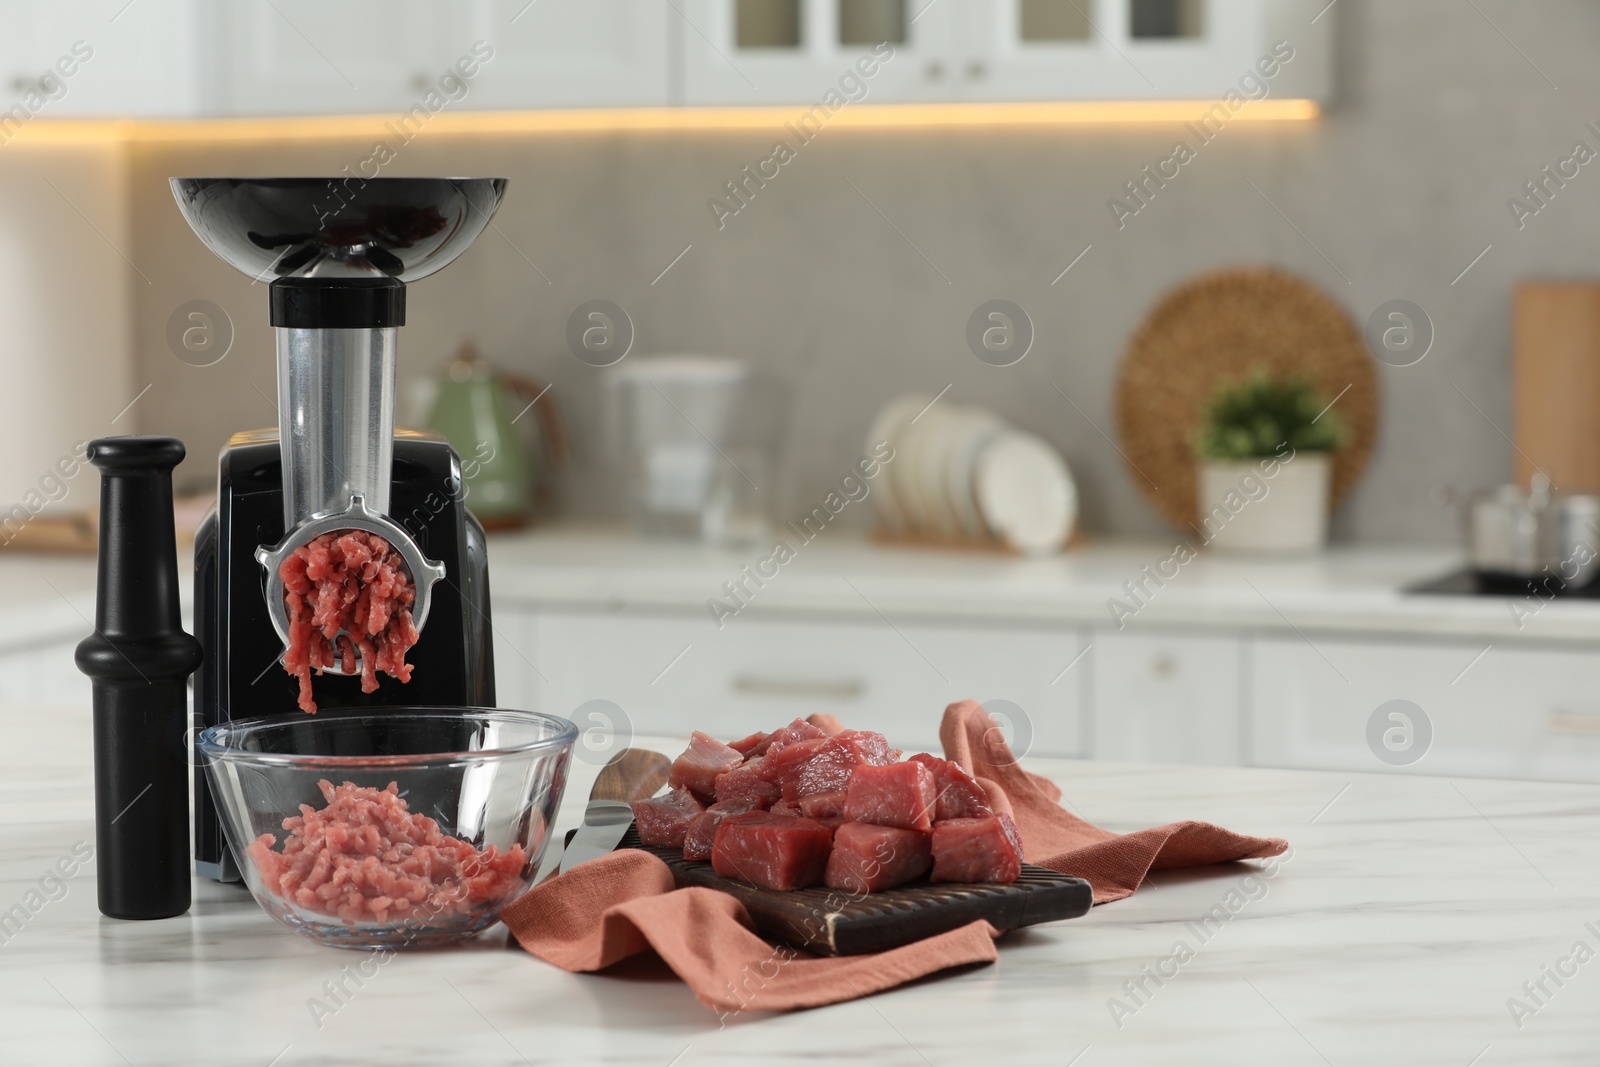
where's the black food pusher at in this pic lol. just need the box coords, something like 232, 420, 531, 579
75, 435, 202, 919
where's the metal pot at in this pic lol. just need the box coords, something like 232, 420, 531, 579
1449, 475, 1600, 587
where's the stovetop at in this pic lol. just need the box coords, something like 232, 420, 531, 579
1405, 568, 1600, 599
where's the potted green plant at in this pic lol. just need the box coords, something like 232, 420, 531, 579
1194, 373, 1345, 551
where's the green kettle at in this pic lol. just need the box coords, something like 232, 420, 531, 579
425, 340, 565, 529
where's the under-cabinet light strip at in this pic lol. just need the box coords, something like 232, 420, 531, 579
8, 99, 1319, 144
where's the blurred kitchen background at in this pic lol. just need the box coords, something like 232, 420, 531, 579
8, 0, 1571, 539
9, 0, 1600, 784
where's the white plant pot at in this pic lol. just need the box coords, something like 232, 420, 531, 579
1196, 453, 1331, 552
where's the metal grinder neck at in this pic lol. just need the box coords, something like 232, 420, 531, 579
269, 278, 405, 531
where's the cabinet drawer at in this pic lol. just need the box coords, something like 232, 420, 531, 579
1092, 630, 1242, 765
526, 610, 1087, 758
1251, 635, 1600, 782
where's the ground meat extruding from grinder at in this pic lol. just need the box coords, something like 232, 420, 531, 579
279, 530, 421, 714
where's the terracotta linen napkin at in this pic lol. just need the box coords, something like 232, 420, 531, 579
941, 699, 1289, 903
501, 701, 1289, 1010
500, 849, 1001, 1013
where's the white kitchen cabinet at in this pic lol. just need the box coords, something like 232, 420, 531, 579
1, 0, 1332, 120
1250, 634, 1600, 783
679, 0, 959, 105
211, 0, 671, 116
1091, 629, 1242, 765
0, 0, 201, 117
460, 0, 672, 109
208, 1, 466, 117
521, 607, 1088, 757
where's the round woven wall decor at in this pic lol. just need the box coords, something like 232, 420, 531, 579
1114, 267, 1378, 532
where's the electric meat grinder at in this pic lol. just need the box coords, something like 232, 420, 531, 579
171, 177, 508, 881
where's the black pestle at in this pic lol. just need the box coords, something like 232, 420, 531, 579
75, 436, 203, 919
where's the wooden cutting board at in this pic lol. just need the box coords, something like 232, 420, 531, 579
1514, 282, 1600, 491
612, 826, 1093, 957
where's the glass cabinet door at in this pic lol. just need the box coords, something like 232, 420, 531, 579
957, 0, 1325, 103
680, 0, 959, 105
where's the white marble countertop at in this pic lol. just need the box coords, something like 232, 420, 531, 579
485, 526, 1600, 644
7, 706, 1599, 1065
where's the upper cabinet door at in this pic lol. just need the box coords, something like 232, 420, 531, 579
0, 0, 201, 117
679, 0, 959, 105
958, 0, 1333, 102
458, 0, 671, 108
211, 0, 465, 117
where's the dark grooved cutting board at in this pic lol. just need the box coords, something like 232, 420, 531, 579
612, 826, 1093, 957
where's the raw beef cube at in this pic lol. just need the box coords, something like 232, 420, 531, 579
669, 731, 745, 801
806, 713, 846, 736
834, 730, 895, 765
713, 758, 781, 808
788, 731, 898, 800
824, 822, 933, 894
769, 798, 803, 817
843, 761, 937, 832
631, 787, 706, 848
930, 814, 1023, 884
727, 731, 771, 757
756, 737, 828, 793
797, 790, 848, 819
761, 717, 828, 756
908, 753, 994, 820
683, 799, 760, 861
711, 812, 834, 890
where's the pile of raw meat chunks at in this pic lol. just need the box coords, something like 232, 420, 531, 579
631, 717, 1023, 893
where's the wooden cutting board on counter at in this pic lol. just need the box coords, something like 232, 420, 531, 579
611, 826, 1093, 957
1515, 282, 1600, 491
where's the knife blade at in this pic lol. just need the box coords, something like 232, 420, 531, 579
553, 748, 672, 877
558, 799, 637, 873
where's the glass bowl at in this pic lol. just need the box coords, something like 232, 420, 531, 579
198, 707, 575, 950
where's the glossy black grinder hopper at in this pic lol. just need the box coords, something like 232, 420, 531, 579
170, 178, 507, 881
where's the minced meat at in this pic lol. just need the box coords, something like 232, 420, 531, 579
279, 530, 421, 714
247, 780, 529, 925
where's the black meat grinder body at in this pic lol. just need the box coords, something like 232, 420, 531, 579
171, 177, 509, 882
192, 431, 496, 881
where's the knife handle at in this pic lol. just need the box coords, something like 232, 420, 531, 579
591, 748, 672, 804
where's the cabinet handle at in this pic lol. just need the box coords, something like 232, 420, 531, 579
1151, 654, 1176, 678
1547, 711, 1600, 735
966, 61, 986, 80
731, 675, 865, 701
925, 61, 944, 80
